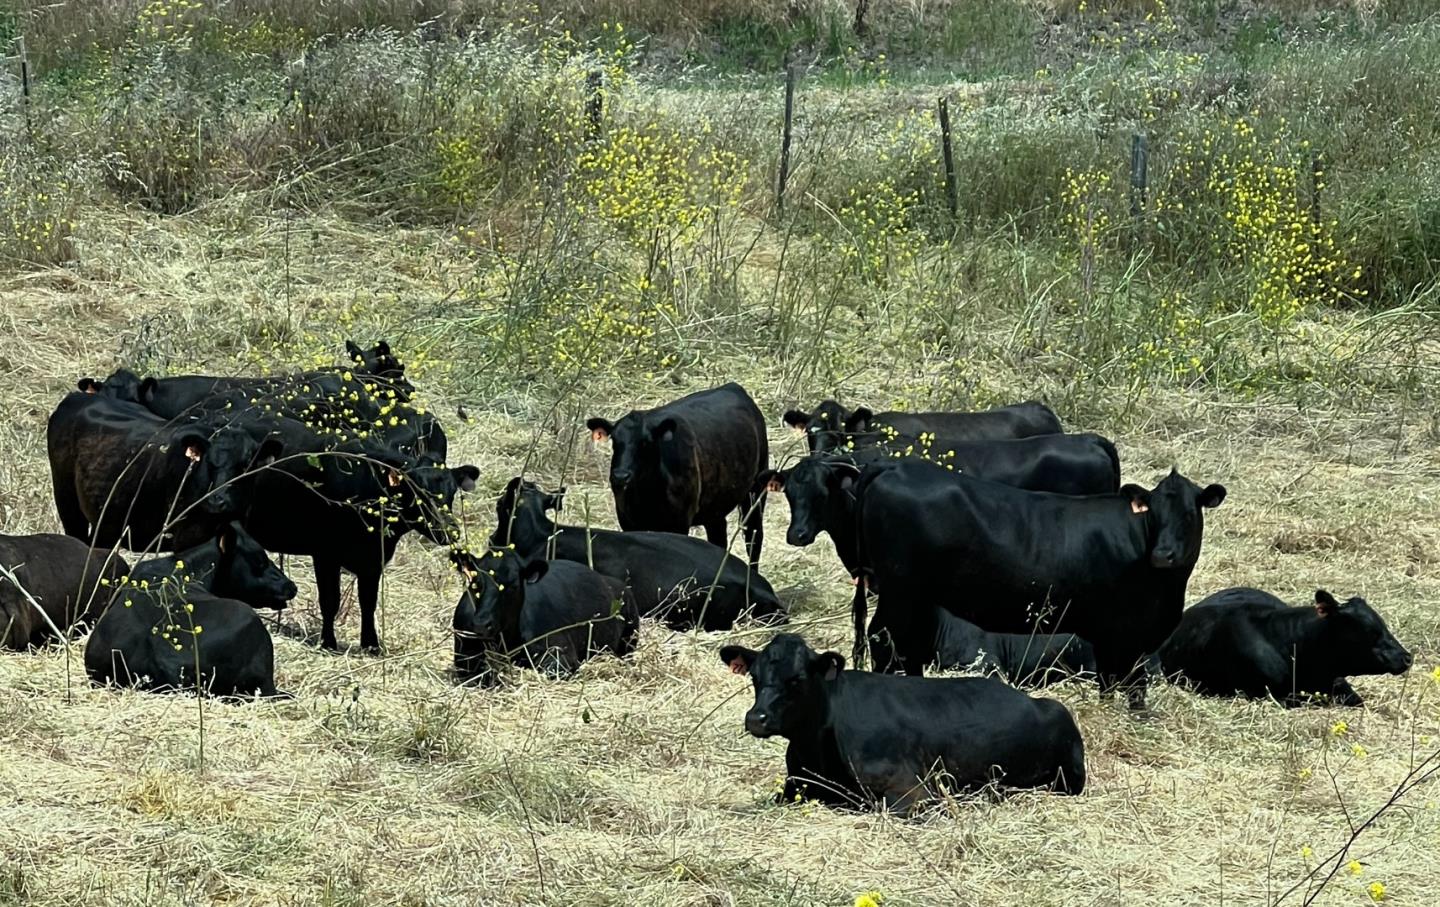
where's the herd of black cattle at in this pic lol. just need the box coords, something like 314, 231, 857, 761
0, 340, 1414, 812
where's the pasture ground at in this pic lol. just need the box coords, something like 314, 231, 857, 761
2, 2, 1440, 905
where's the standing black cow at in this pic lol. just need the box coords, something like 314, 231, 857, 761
236, 415, 477, 652
931, 610, 1097, 686
84, 523, 296, 697
783, 399, 1062, 453
0, 535, 129, 647
1154, 588, 1412, 706
761, 432, 1121, 572
491, 478, 786, 631
586, 382, 768, 566
721, 634, 1085, 811
450, 548, 639, 684
855, 461, 1225, 708
47, 392, 281, 550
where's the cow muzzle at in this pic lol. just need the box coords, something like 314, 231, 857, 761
743, 709, 775, 738
1385, 647, 1414, 674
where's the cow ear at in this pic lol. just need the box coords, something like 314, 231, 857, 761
1315, 589, 1342, 617
254, 437, 283, 468
847, 407, 874, 432
452, 465, 479, 493
811, 651, 845, 681
77, 377, 99, 393
1121, 483, 1150, 514
375, 340, 392, 357
174, 431, 209, 463
755, 469, 783, 494
216, 522, 238, 555
585, 417, 614, 442
449, 548, 479, 579
719, 645, 758, 676
346, 340, 364, 361
139, 378, 158, 405
829, 461, 861, 492
543, 489, 565, 512
521, 559, 549, 585
651, 417, 677, 443
1199, 483, 1227, 509
782, 410, 811, 432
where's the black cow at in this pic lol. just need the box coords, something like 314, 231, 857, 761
783, 399, 1062, 453
760, 432, 1120, 571
127, 521, 297, 610
721, 634, 1085, 811
450, 548, 639, 685
84, 591, 285, 697
84, 523, 296, 697
586, 382, 769, 566
491, 477, 786, 631
46, 392, 281, 550
0, 535, 129, 647
931, 610, 1096, 686
855, 461, 1225, 708
237, 416, 477, 651
1154, 588, 1412, 707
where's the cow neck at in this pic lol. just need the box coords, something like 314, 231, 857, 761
1268, 609, 1342, 686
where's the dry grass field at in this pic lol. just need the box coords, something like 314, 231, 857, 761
3, 1, 1440, 905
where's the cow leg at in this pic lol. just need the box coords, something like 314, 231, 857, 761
702, 517, 728, 552
741, 494, 765, 568
850, 581, 868, 669
357, 568, 382, 654
1330, 678, 1364, 707
1097, 648, 1149, 711
314, 556, 343, 651
53, 478, 91, 542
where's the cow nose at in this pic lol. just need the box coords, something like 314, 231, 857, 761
786, 528, 813, 546
1150, 549, 1176, 568
743, 710, 770, 736
610, 470, 632, 487
280, 580, 298, 600
1393, 649, 1414, 673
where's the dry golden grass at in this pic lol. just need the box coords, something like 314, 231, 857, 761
0, 207, 1437, 907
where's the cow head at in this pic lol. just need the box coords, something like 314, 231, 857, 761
451, 546, 548, 683
1312, 590, 1412, 677
346, 339, 404, 379
760, 456, 861, 547
720, 633, 844, 739
1121, 468, 1226, 569
491, 477, 564, 556
209, 521, 297, 610
385, 459, 479, 544
175, 423, 284, 519
78, 369, 144, 402
782, 400, 850, 453
585, 413, 686, 492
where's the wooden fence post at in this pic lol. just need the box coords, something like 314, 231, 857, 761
776, 63, 797, 213
937, 96, 958, 218
1129, 132, 1148, 222
585, 69, 603, 141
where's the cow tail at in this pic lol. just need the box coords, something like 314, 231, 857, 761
850, 578, 867, 670
849, 471, 875, 670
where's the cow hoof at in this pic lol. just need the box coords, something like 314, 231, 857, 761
361, 644, 384, 657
